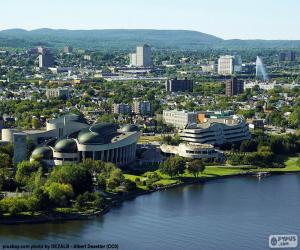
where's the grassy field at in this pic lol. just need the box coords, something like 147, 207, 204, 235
138, 135, 161, 144
252, 157, 300, 172
124, 157, 300, 189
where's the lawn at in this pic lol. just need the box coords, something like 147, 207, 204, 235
138, 136, 161, 143
124, 174, 147, 182
124, 157, 300, 189
251, 157, 300, 172
153, 179, 178, 186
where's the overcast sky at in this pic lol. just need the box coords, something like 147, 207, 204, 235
1, 0, 299, 40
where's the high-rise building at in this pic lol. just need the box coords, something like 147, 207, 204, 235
64, 46, 73, 54
129, 44, 152, 67
165, 77, 193, 92
132, 100, 151, 116
218, 55, 242, 75
129, 53, 137, 66
278, 52, 286, 62
113, 103, 132, 115
39, 51, 54, 68
218, 55, 234, 75
286, 51, 296, 61
225, 77, 244, 96
278, 51, 296, 62
37, 46, 47, 54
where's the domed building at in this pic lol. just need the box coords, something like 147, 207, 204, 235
30, 146, 54, 167
31, 123, 141, 167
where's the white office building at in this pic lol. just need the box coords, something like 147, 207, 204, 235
218, 55, 242, 75
129, 44, 152, 67
160, 143, 224, 162
163, 110, 199, 129
180, 115, 250, 146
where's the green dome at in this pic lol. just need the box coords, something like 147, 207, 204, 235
54, 139, 77, 153
77, 123, 119, 144
31, 146, 53, 159
121, 124, 139, 132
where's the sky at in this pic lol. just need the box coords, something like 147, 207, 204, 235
1, 0, 300, 40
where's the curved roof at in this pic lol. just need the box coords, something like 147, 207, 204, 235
121, 124, 140, 132
48, 113, 88, 125
54, 139, 77, 153
31, 146, 53, 159
77, 123, 119, 145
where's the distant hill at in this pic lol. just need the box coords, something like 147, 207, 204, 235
0, 29, 300, 50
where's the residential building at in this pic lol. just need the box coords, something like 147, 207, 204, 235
113, 103, 132, 115
225, 77, 244, 96
165, 77, 193, 92
163, 110, 199, 129
46, 88, 70, 99
84, 54, 92, 61
132, 100, 151, 116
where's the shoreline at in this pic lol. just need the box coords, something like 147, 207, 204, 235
1, 170, 299, 225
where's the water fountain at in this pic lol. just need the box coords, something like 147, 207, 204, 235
256, 56, 269, 80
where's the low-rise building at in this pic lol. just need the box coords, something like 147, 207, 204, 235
30, 123, 140, 167
160, 143, 224, 162
180, 115, 250, 146
46, 88, 70, 99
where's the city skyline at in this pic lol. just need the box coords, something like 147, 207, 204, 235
1, 0, 300, 40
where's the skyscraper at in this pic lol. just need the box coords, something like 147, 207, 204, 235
129, 44, 152, 67
218, 55, 242, 75
218, 55, 234, 75
286, 51, 296, 61
39, 51, 54, 68
225, 77, 244, 96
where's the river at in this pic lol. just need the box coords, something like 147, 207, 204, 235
1, 174, 300, 250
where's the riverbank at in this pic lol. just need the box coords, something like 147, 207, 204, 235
1, 162, 299, 225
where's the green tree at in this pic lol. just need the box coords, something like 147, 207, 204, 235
160, 156, 186, 178
15, 161, 43, 189
45, 182, 74, 207
187, 160, 205, 177
47, 164, 93, 194
0, 153, 11, 169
